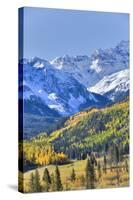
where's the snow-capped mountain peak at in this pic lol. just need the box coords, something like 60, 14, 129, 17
50, 41, 129, 88
21, 56, 109, 116
20, 41, 129, 117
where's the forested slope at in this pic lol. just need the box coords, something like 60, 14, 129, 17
49, 100, 129, 158
20, 99, 129, 171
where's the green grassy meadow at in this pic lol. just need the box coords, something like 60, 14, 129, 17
21, 157, 129, 193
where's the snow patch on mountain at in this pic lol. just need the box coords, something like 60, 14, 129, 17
90, 59, 102, 73
33, 62, 45, 68
89, 69, 129, 101
48, 104, 66, 114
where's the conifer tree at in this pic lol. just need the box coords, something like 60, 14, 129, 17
29, 172, 35, 192
43, 168, 51, 192
34, 169, 41, 192
97, 161, 102, 180
55, 166, 63, 191
125, 159, 129, 172
114, 144, 120, 164
85, 158, 96, 189
103, 155, 107, 174
85, 158, 89, 189
116, 168, 120, 186
119, 144, 124, 162
70, 168, 76, 182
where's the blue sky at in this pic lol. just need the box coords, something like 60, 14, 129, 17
23, 7, 129, 61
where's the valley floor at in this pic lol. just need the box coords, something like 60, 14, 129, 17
21, 157, 129, 193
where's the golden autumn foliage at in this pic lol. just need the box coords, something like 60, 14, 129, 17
19, 133, 68, 167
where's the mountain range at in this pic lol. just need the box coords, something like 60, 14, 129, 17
19, 40, 129, 138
